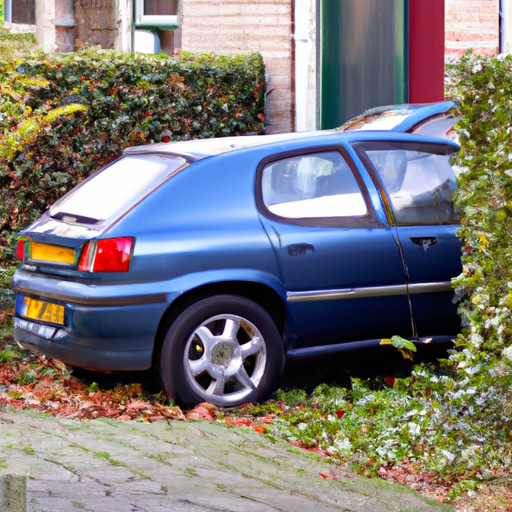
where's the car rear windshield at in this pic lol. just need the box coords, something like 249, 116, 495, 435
50, 154, 187, 225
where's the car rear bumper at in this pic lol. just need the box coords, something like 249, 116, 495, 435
14, 319, 154, 371
13, 301, 165, 371
11, 270, 172, 371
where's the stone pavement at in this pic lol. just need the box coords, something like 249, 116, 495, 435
0, 410, 452, 512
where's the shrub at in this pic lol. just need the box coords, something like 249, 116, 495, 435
0, 46, 265, 269
0, 31, 38, 61
446, 53, 512, 368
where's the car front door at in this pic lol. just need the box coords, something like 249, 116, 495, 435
257, 148, 413, 350
357, 142, 462, 338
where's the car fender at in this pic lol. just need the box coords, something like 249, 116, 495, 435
162, 268, 289, 306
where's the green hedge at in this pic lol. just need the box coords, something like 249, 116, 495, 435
447, 52, 512, 364
0, 47, 265, 268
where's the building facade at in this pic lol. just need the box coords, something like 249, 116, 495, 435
446, 0, 500, 56
3, 0, 505, 133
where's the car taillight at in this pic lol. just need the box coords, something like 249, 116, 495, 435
77, 241, 93, 271
16, 239, 27, 261
78, 237, 134, 272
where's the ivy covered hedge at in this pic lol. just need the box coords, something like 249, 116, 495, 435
0, 47, 265, 270
447, 53, 512, 363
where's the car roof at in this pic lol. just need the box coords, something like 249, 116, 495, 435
122, 128, 460, 161
122, 102, 460, 160
122, 130, 337, 159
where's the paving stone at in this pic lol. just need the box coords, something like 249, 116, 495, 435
0, 410, 452, 512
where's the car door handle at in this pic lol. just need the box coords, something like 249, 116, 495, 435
410, 237, 437, 250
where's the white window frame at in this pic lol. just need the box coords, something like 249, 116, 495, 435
4, 0, 12, 23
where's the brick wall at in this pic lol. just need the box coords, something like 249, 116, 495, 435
181, 0, 294, 134
75, 0, 118, 49
445, 0, 499, 56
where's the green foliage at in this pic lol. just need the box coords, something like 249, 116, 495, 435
0, 348, 17, 362
15, 366, 37, 385
0, 46, 265, 273
0, 267, 14, 295
274, 388, 307, 407
380, 335, 417, 361
86, 382, 99, 394
444, 53, 512, 407
258, 361, 512, 495
0, 30, 38, 61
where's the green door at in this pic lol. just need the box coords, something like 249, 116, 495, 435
320, 0, 406, 129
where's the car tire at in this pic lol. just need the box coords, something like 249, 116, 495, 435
160, 295, 285, 408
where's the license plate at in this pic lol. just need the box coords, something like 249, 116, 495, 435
30, 242, 75, 265
19, 297, 65, 326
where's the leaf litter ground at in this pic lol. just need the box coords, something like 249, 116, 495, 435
1, 317, 511, 512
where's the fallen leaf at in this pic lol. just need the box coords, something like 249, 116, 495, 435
186, 404, 216, 421
126, 400, 150, 412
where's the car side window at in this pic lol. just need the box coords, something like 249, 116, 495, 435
261, 151, 367, 219
366, 149, 461, 225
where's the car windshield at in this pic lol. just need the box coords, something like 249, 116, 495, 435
50, 154, 187, 224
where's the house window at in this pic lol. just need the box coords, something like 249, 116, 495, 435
5, 0, 35, 25
143, 0, 178, 15
135, 0, 180, 29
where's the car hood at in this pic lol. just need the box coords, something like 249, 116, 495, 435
338, 101, 459, 139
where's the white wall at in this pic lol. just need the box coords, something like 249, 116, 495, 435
35, 0, 56, 53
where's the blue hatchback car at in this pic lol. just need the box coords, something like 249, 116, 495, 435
11, 102, 462, 407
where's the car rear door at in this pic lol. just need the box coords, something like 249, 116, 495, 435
256, 147, 413, 350
356, 141, 462, 338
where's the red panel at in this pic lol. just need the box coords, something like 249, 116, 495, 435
408, 0, 445, 103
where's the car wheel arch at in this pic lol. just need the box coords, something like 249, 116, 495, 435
151, 281, 287, 369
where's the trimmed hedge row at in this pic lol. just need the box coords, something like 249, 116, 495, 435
447, 52, 512, 364
0, 47, 265, 267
